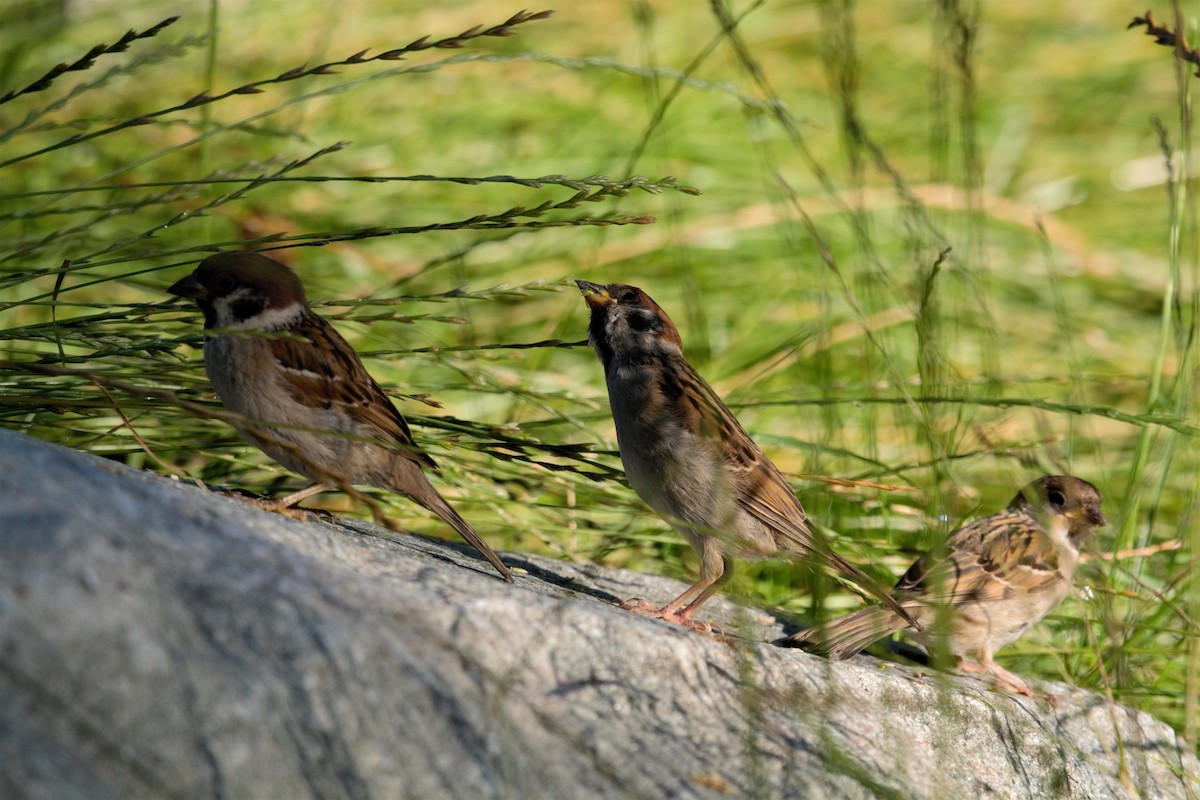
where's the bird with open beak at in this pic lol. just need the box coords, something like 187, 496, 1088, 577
575, 279, 917, 632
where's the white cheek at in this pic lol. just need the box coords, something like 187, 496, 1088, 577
231, 304, 303, 331
213, 295, 304, 331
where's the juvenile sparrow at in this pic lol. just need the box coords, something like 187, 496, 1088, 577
168, 251, 513, 582
783, 475, 1105, 697
576, 280, 915, 631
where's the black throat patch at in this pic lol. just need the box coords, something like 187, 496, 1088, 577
587, 307, 615, 370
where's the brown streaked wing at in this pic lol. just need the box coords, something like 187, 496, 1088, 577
267, 311, 436, 469
650, 355, 711, 440
670, 364, 922, 628
683, 363, 757, 468
897, 511, 1062, 606
734, 470, 819, 553
672, 359, 817, 551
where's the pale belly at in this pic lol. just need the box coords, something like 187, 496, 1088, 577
604, 365, 768, 555
911, 580, 1070, 659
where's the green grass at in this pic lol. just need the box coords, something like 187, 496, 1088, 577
1, 0, 1197, 761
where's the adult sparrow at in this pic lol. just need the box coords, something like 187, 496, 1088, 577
168, 251, 513, 582
576, 280, 915, 631
782, 475, 1105, 697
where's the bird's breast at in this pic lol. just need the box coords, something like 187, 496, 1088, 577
203, 336, 338, 448
605, 359, 727, 526
203, 335, 284, 419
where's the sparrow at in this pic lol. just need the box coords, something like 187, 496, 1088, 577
576, 280, 916, 631
782, 475, 1105, 697
168, 251, 513, 582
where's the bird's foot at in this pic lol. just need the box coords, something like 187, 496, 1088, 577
959, 658, 1055, 703
619, 597, 722, 635
215, 489, 331, 523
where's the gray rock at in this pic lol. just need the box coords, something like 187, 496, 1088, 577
0, 428, 1195, 799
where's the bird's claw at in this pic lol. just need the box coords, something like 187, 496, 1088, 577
619, 597, 723, 635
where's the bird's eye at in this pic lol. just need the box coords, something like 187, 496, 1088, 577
215, 275, 237, 294
1047, 488, 1066, 508
620, 289, 640, 304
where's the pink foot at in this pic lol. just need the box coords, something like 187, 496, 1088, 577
959, 658, 1055, 703
619, 598, 721, 635
217, 489, 330, 522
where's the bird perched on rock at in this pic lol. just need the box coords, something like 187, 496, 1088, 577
575, 279, 914, 631
168, 251, 512, 582
782, 475, 1105, 697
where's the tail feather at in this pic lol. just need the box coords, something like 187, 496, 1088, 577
408, 478, 514, 583
783, 606, 911, 659
827, 550, 922, 631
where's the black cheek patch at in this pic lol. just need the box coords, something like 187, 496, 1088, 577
230, 292, 266, 321
628, 309, 660, 333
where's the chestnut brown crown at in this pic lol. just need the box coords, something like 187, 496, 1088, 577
168, 252, 307, 328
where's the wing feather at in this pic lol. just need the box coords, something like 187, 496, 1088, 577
896, 510, 1062, 607
669, 362, 818, 550
673, 362, 917, 625
267, 311, 436, 470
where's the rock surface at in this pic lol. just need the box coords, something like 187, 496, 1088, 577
1, 428, 1196, 799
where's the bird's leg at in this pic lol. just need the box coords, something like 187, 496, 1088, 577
671, 556, 733, 624
622, 550, 731, 634
270, 482, 333, 510
219, 482, 332, 520
620, 587, 716, 633
958, 654, 1050, 701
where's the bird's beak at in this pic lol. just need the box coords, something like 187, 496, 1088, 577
167, 272, 206, 300
575, 280, 613, 308
1068, 507, 1107, 527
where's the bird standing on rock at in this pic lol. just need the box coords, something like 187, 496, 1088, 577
576, 279, 915, 631
168, 251, 512, 582
782, 475, 1105, 697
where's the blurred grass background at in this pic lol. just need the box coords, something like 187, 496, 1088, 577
1, 0, 1197, 756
